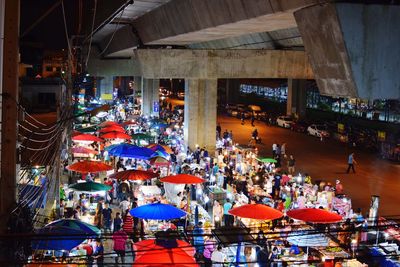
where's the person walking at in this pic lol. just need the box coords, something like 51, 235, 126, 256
251, 114, 255, 127
203, 236, 215, 267
223, 199, 233, 227
346, 152, 357, 173
112, 229, 129, 264
287, 155, 296, 174
101, 203, 112, 234
241, 112, 245, 125
211, 245, 227, 267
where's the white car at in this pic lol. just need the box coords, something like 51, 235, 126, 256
276, 116, 294, 128
307, 124, 330, 138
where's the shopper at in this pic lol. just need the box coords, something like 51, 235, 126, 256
101, 203, 112, 234
203, 236, 215, 267
287, 155, 296, 174
92, 238, 104, 266
223, 199, 233, 227
346, 152, 357, 173
112, 229, 129, 264
211, 245, 226, 267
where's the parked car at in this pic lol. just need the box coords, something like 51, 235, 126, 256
276, 116, 294, 128
307, 124, 330, 138
291, 121, 308, 133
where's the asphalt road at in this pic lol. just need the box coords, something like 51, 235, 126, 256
218, 115, 400, 217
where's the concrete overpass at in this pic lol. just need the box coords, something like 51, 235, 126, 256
86, 0, 400, 151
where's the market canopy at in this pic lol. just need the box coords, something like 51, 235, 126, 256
256, 157, 277, 163
287, 232, 330, 247
108, 144, 154, 159
132, 132, 153, 140
133, 239, 197, 267
147, 143, 173, 154
69, 181, 112, 192
149, 156, 170, 167
98, 121, 120, 128
72, 134, 103, 142
160, 174, 205, 184
287, 208, 343, 224
101, 131, 131, 140
110, 170, 158, 181
46, 219, 101, 236
32, 226, 87, 251
98, 126, 125, 133
130, 203, 186, 220
123, 120, 136, 126
151, 150, 170, 159
66, 160, 113, 173
71, 146, 98, 155
228, 204, 283, 221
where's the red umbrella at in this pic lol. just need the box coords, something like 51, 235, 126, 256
122, 120, 136, 126
160, 174, 205, 184
109, 170, 158, 181
149, 156, 170, 167
98, 126, 125, 133
287, 208, 343, 224
66, 160, 113, 173
71, 146, 98, 155
72, 134, 103, 142
228, 204, 283, 220
101, 132, 131, 140
98, 121, 120, 128
133, 239, 197, 267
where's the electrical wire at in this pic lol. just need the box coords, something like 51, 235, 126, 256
98, 8, 126, 56
84, 0, 97, 69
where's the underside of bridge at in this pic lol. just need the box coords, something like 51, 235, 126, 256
85, 0, 400, 151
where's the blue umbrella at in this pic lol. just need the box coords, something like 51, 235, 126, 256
46, 219, 101, 236
194, 205, 199, 226
32, 226, 88, 250
108, 143, 154, 160
130, 203, 186, 220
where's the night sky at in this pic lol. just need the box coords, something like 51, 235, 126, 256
20, 0, 86, 63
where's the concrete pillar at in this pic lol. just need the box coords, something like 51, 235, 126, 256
287, 79, 307, 118
133, 76, 142, 96
100, 76, 114, 96
184, 79, 217, 154
141, 78, 159, 117
0, 0, 19, 233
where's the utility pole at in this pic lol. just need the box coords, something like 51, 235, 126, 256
0, 0, 20, 233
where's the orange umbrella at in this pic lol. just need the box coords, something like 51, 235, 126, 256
101, 132, 131, 140
147, 143, 173, 154
98, 121, 120, 128
149, 156, 170, 167
287, 208, 343, 224
109, 170, 158, 181
160, 174, 205, 184
133, 239, 197, 267
71, 146, 98, 155
229, 204, 283, 220
66, 160, 113, 173
98, 126, 125, 133
72, 134, 103, 142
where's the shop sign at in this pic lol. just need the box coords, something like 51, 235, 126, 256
377, 131, 386, 142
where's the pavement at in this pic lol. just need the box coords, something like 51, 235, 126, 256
218, 115, 400, 217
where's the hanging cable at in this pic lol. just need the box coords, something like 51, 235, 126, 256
98, 8, 125, 56
85, 0, 97, 69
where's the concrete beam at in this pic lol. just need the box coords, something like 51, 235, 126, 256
295, 3, 400, 99
99, 25, 140, 58
136, 49, 313, 79
133, 0, 319, 45
87, 48, 141, 78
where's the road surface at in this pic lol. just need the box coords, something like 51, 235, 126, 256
218, 115, 400, 217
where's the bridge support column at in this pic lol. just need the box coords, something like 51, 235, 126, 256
184, 79, 217, 154
141, 78, 159, 117
286, 79, 307, 119
100, 76, 114, 96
